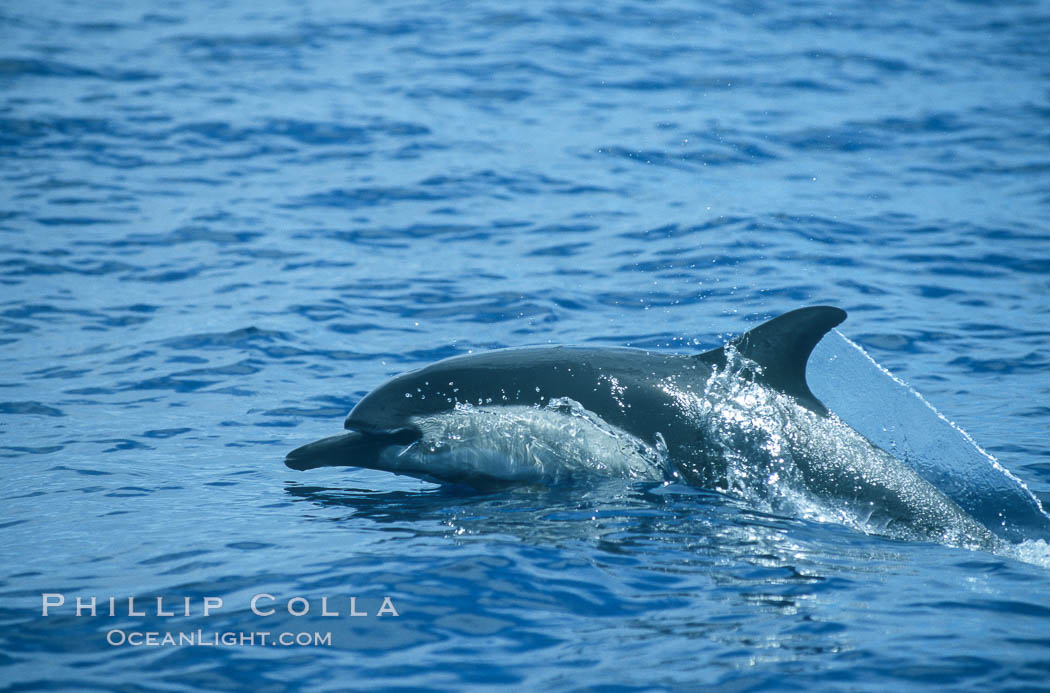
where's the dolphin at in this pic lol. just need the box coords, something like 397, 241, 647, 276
286, 306, 999, 549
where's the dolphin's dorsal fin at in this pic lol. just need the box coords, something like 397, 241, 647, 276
697, 306, 847, 416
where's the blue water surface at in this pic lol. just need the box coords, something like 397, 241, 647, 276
3, 1, 1050, 690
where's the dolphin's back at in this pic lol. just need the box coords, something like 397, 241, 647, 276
344, 346, 691, 443
343, 306, 847, 452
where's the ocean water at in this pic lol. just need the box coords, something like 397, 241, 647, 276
3, 0, 1050, 690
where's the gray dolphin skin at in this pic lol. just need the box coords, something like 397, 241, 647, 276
286, 306, 1000, 549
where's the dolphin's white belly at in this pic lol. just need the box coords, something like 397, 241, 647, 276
378, 397, 671, 486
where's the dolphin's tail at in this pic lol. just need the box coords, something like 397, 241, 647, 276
285, 431, 389, 470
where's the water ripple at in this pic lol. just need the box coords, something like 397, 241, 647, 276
2, 0, 1049, 689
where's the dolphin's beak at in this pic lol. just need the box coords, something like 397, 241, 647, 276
286, 426, 423, 472
285, 432, 364, 470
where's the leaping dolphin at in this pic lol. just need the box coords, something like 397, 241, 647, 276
285, 306, 999, 549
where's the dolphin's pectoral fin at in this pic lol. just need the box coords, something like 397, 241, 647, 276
697, 306, 847, 416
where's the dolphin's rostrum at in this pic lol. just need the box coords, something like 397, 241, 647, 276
286, 306, 999, 549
